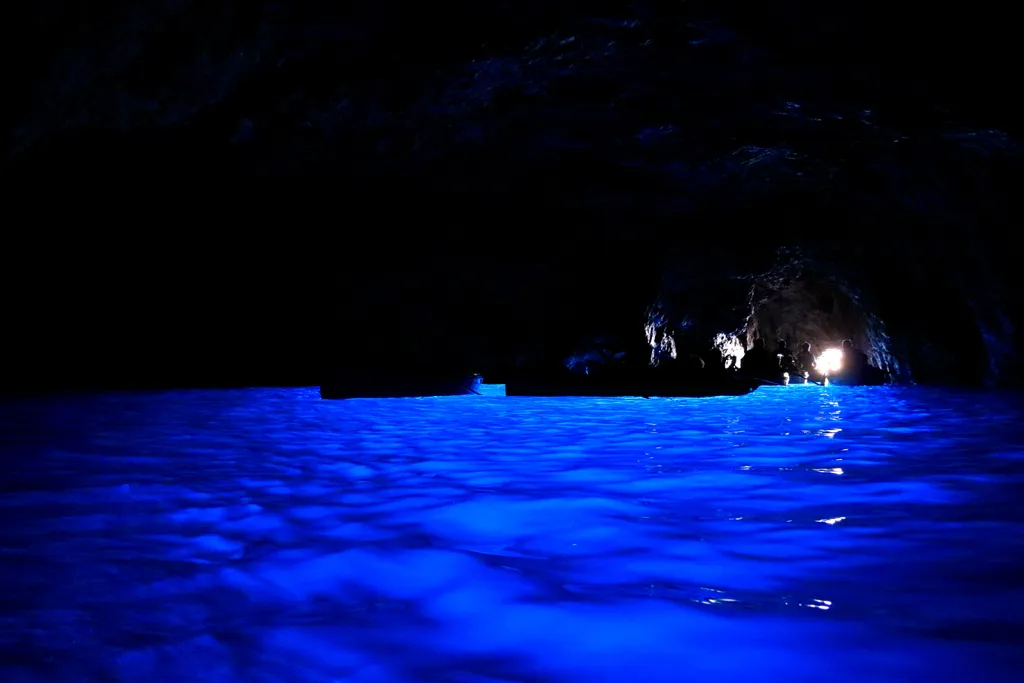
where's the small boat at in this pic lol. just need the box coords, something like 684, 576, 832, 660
746, 372, 792, 387
320, 373, 483, 399
825, 365, 889, 386
504, 369, 758, 398
788, 374, 829, 386
773, 370, 830, 386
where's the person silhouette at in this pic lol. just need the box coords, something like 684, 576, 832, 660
741, 338, 776, 377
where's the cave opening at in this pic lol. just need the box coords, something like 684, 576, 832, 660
739, 270, 898, 377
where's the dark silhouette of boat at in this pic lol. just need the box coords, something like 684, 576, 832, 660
320, 372, 483, 399
786, 373, 828, 386
754, 366, 888, 387
752, 370, 829, 387
504, 368, 758, 398
825, 365, 890, 386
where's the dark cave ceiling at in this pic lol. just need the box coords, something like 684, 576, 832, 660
5, 1, 1022, 390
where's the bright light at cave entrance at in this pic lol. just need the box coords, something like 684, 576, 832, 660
817, 348, 843, 374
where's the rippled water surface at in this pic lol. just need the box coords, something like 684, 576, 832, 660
2, 385, 1024, 682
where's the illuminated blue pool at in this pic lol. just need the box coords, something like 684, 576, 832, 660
1, 385, 1023, 682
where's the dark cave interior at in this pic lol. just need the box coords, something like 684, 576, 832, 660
4, 0, 1023, 392
743, 273, 895, 377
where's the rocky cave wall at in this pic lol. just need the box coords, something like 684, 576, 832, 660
328, 225, 663, 379
743, 275, 895, 374
9, 0, 1024, 388
651, 211, 1021, 387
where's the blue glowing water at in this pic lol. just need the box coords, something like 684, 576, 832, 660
1, 385, 1023, 682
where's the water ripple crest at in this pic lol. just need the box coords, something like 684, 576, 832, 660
1, 385, 1023, 682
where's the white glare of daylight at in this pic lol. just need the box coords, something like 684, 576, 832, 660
817, 347, 843, 374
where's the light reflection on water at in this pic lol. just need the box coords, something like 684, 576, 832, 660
1, 385, 1023, 682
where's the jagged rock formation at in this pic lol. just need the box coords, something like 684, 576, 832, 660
8, 0, 1022, 388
